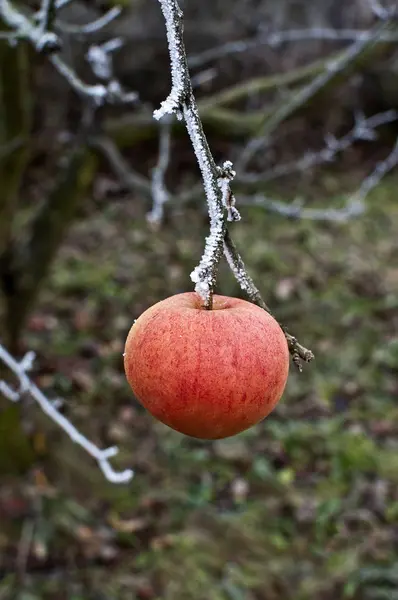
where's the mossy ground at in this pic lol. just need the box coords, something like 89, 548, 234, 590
0, 169, 397, 600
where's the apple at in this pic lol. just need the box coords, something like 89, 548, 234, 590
124, 292, 289, 439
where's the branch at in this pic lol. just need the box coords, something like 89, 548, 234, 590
156, 0, 313, 367
239, 109, 398, 185
0, 0, 137, 105
239, 135, 398, 221
223, 231, 314, 370
155, 0, 230, 309
368, 0, 397, 20
237, 17, 394, 171
37, 0, 57, 38
50, 52, 138, 105
83, 37, 138, 103
55, 6, 122, 36
54, 0, 72, 9
0, 43, 32, 261
93, 136, 152, 196
0, 343, 133, 484
1, 0, 60, 52
188, 27, 398, 68
148, 119, 172, 226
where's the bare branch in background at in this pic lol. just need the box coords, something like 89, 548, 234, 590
239, 135, 398, 221
37, 0, 57, 38
237, 17, 393, 172
94, 135, 205, 209
1, 0, 60, 52
240, 110, 398, 185
191, 68, 218, 90
155, 0, 313, 366
148, 119, 172, 226
368, 0, 397, 20
93, 136, 152, 197
55, 0, 73, 9
188, 27, 398, 68
55, 6, 122, 36
0, 0, 137, 105
0, 343, 134, 484
355, 135, 398, 199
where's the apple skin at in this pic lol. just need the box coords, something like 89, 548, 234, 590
124, 292, 289, 439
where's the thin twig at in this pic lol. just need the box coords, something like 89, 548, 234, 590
237, 18, 393, 171
93, 136, 152, 196
1, 0, 60, 52
223, 231, 314, 370
188, 27, 398, 68
0, 343, 134, 484
0, 0, 137, 105
55, 0, 72, 9
49, 53, 137, 105
240, 109, 398, 185
86, 38, 124, 81
148, 119, 172, 225
368, 0, 396, 20
37, 0, 57, 38
56, 6, 122, 36
239, 135, 398, 221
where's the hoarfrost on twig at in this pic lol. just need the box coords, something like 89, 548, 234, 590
155, 0, 228, 308
239, 133, 398, 222
155, 0, 314, 366
0, 0, 137, 105
0, 343, 134, 484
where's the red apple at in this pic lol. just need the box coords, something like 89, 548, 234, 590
124, 292, 289, 439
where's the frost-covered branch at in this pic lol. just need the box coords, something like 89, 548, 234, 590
0, 0, 137, 106
240, 109, 398, 185
239, 135, 398, 221
55, 6, 122, 36
84, 37, 138, 103
188, 27, 398, 68
355, 134, 398, 199
148, 119, 172, 226
1, 0, 60, 52
154, 0, 230, 309
237, 18, 393, 171
155, 0, 313, 367
36, 0, 57, 41
55, 0, 72, 9
0, 343, 134, 484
